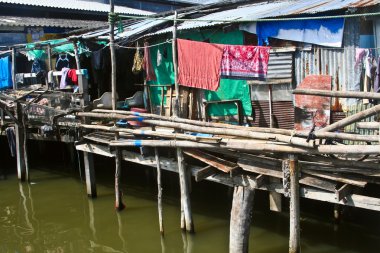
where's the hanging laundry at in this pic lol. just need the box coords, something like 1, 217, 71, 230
132, 44, 143, 75
60, 67, 70, 89
0, 56, 12, 89
5, 127, 16, 157
31, 59, 43, 73
220, 45, 270, 79
177, 39, 224, 91
56, 54, 70, 71
15, 73, 24, 86
157, 49, 162, 67
143, 42, 156, 81
67, 69, 78, 85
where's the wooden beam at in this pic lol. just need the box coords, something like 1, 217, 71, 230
84, 152, 97, 198
184, 149, 239, 175
289, 154, 300, 253
335, 184, 353, 202
356, 122, 380, 130
194, 165, 218, 182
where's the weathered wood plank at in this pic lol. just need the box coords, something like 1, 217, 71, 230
302, 169, 367, 187
195, 165, 218, 182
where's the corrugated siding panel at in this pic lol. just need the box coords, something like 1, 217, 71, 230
295, 17, 360, 108
252, 101, 294, 129
267, 52, 293, 80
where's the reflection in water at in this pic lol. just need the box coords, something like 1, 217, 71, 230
1, 169, 380, 253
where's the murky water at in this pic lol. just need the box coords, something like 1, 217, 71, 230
1, 162, 380, 253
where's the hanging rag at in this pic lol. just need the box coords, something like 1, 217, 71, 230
157, 48, 162, 67
143, 42, 156, 81
132, 43, 143, 75
15, 73, 24, 86
67, 69, 78, 85
60, 67, 70, 89
0, 56, 12, 89
5, 127, 16, 157
31, 59, 42, 73
177, 39, 224, 91
221, 45, 270, 79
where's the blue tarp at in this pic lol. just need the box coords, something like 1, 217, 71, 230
241, 18, 345, 48
0, 56, 12, 89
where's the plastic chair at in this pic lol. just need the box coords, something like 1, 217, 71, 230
93, 92, 118, 109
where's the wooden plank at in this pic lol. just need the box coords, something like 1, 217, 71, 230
195, 165, 218, 182
335, 184, 353, 201
299, 175, 336, 192
184, 149, 239, 174
302, 169, 367, 187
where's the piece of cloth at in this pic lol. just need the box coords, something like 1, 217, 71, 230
5, 127, 16, 157
221, 45, 270, 79
60, 67, 70, 89
31, 59, 42, 73
0, 56, 12, 89
56, 54, 70, 71
143, 42, 156, 81
355, 48, 366, 67
157, 49, 162, 67
15, 73, 24, 86
374, 57, 380, 94
67, 69, 78, 85
132, 46, 143, 75
177, 39, 224, 91
240, 18, 345, 47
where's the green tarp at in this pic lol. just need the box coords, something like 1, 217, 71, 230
148, 29, 252, 117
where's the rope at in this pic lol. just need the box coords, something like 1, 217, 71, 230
118, 11, 380, 23
116, 39, 172, 49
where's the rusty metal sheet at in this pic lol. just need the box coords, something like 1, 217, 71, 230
252, 101, 294, 129
294, 75, 332, 131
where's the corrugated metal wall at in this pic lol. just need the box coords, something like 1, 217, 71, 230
295, 18, 360, 108
252, 101, 294, 129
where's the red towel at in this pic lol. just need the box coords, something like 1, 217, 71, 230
67, 69, 78, 84
221, 45, 270, 79
143, 42, 156, 81
177, 39, 224, 91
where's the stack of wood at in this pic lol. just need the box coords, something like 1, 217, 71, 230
76, 103, 380, 201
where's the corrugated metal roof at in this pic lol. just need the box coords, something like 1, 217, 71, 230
152, 0, 380, 35
0, 0, 153, 15
0, 16, 107, 28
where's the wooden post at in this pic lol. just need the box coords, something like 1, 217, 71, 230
172, 10, 194, 233
73, 41, 81, 70
109, 0, 124, 211
15, 103, 27, 181
11, 47, 16, 90
289, 154, 300, 253
84, 152, 97, 198
155, 147, 164, 235
229, 186, 255, 253
47, 44, 52, 71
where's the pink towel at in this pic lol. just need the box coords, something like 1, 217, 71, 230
177, 39, 224, 91
221, 45, 270, 79
143, 42, 156, 81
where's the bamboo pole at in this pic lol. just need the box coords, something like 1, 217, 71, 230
47, 44, 52, 71
293, 89, 380, 100
289, 154, 300, 253
109, 139, 380, 155
155, 148, 164, 234
356, 122, 380, 130
73, 41, 81, 70
109, 0, 124, 211
15, 102, 27, 181
318, 104, 380, 133
11, 47, 16, 90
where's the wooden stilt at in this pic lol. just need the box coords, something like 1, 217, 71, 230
84, 151, 97, 198
229, 186, 255, 253
289, 154, 300, 253
47, 44, 53, 71
177, 147, 194, 232
154, 147, 164, 235
11, 47, 16, 90
15, 103, 27, 182
114, 148, 125, 211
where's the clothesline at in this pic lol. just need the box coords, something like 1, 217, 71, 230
115, 40, 172, 49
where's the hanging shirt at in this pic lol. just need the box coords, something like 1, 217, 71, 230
220, 45, 270, 79
56, 54, 70, 71
177, 39, 224, 91
67, 69, 78, 85
0, 56, 12, 89
143, 42, 156, 81
60, 67, 70, 89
